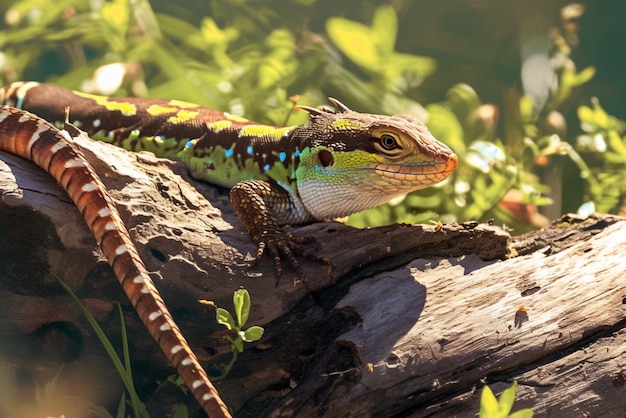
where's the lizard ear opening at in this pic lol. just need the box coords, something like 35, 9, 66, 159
318, 149, 334, 167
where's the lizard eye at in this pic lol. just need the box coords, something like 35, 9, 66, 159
379, 134, 399, 150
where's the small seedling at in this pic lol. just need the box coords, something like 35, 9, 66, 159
214, 288, 264, 379
479, 381, 533, 418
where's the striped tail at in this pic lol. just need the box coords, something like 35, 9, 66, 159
0, 106, 231, 418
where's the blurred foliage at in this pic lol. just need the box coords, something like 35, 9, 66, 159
576, 99, 626, 215
0, 0, 621, 232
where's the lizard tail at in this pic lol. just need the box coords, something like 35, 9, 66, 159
0, 106, 231, 418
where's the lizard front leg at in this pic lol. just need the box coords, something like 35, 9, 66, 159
229, 179, 331, 284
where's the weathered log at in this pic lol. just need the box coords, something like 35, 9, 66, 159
0, 135, 624, 417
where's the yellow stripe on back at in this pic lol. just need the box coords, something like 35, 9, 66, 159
74, 91, 137, 116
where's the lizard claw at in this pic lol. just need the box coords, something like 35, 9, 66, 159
252, 231, 332, 286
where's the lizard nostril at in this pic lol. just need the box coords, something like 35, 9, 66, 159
318, 149, 334, 167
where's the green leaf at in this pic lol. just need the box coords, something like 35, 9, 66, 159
216, 307, 236, 330
508, 409, 534, 418
519, 95, 535, 122
528, 195, 554, 206
173, 404, 189, 418
89, 403, 116, 418
404, 192, 443, 209
577, 105, 595, 129
115, 392, 126, 418
243, 326, 264, 342
479, 385, 499, 418
554, 67, 595, 109
257, 29, 297, 89
328, 4, 435, 89
591, 100, 610, 129
233, 289, 251, 327
425, 103, 466, 155
607, 130, 626, 162
385, 52, 436, 82
200, 17, 238, 46
447, 83, 482, 129
497, 381, 517, 416
326, 17, 379, 71
371, 5, 398, 56
571, 66, 596, 87
99, 0, 131, 53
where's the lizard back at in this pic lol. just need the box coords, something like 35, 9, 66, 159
1, 81, 299, 190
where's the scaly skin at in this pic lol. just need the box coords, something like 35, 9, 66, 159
1, 81, 458, 280
0, 81, 458, 415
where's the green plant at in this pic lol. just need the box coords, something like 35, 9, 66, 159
326, 5, 435, 95
215, 288, 264, 380
55, 274, 150, 418
575, 98, 626, 214
479, 381, 533, 418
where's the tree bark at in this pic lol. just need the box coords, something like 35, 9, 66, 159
0, 135, 624, 417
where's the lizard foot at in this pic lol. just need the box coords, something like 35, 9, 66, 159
253, 232, 332, 286
229, 179, 333, 285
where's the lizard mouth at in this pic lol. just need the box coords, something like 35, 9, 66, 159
373, 152, 458, 183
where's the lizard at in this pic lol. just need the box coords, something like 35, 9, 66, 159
0, 81, 458, 416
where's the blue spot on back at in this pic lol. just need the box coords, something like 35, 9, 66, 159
263, 164, 270, 171
279, 152, 286, 162
185, 139, 195, 149
294, 149, 301, 158
247, 145, 253, 155
225, 148, 234, 158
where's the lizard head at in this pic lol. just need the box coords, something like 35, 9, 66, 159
293, 99, 458, 221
